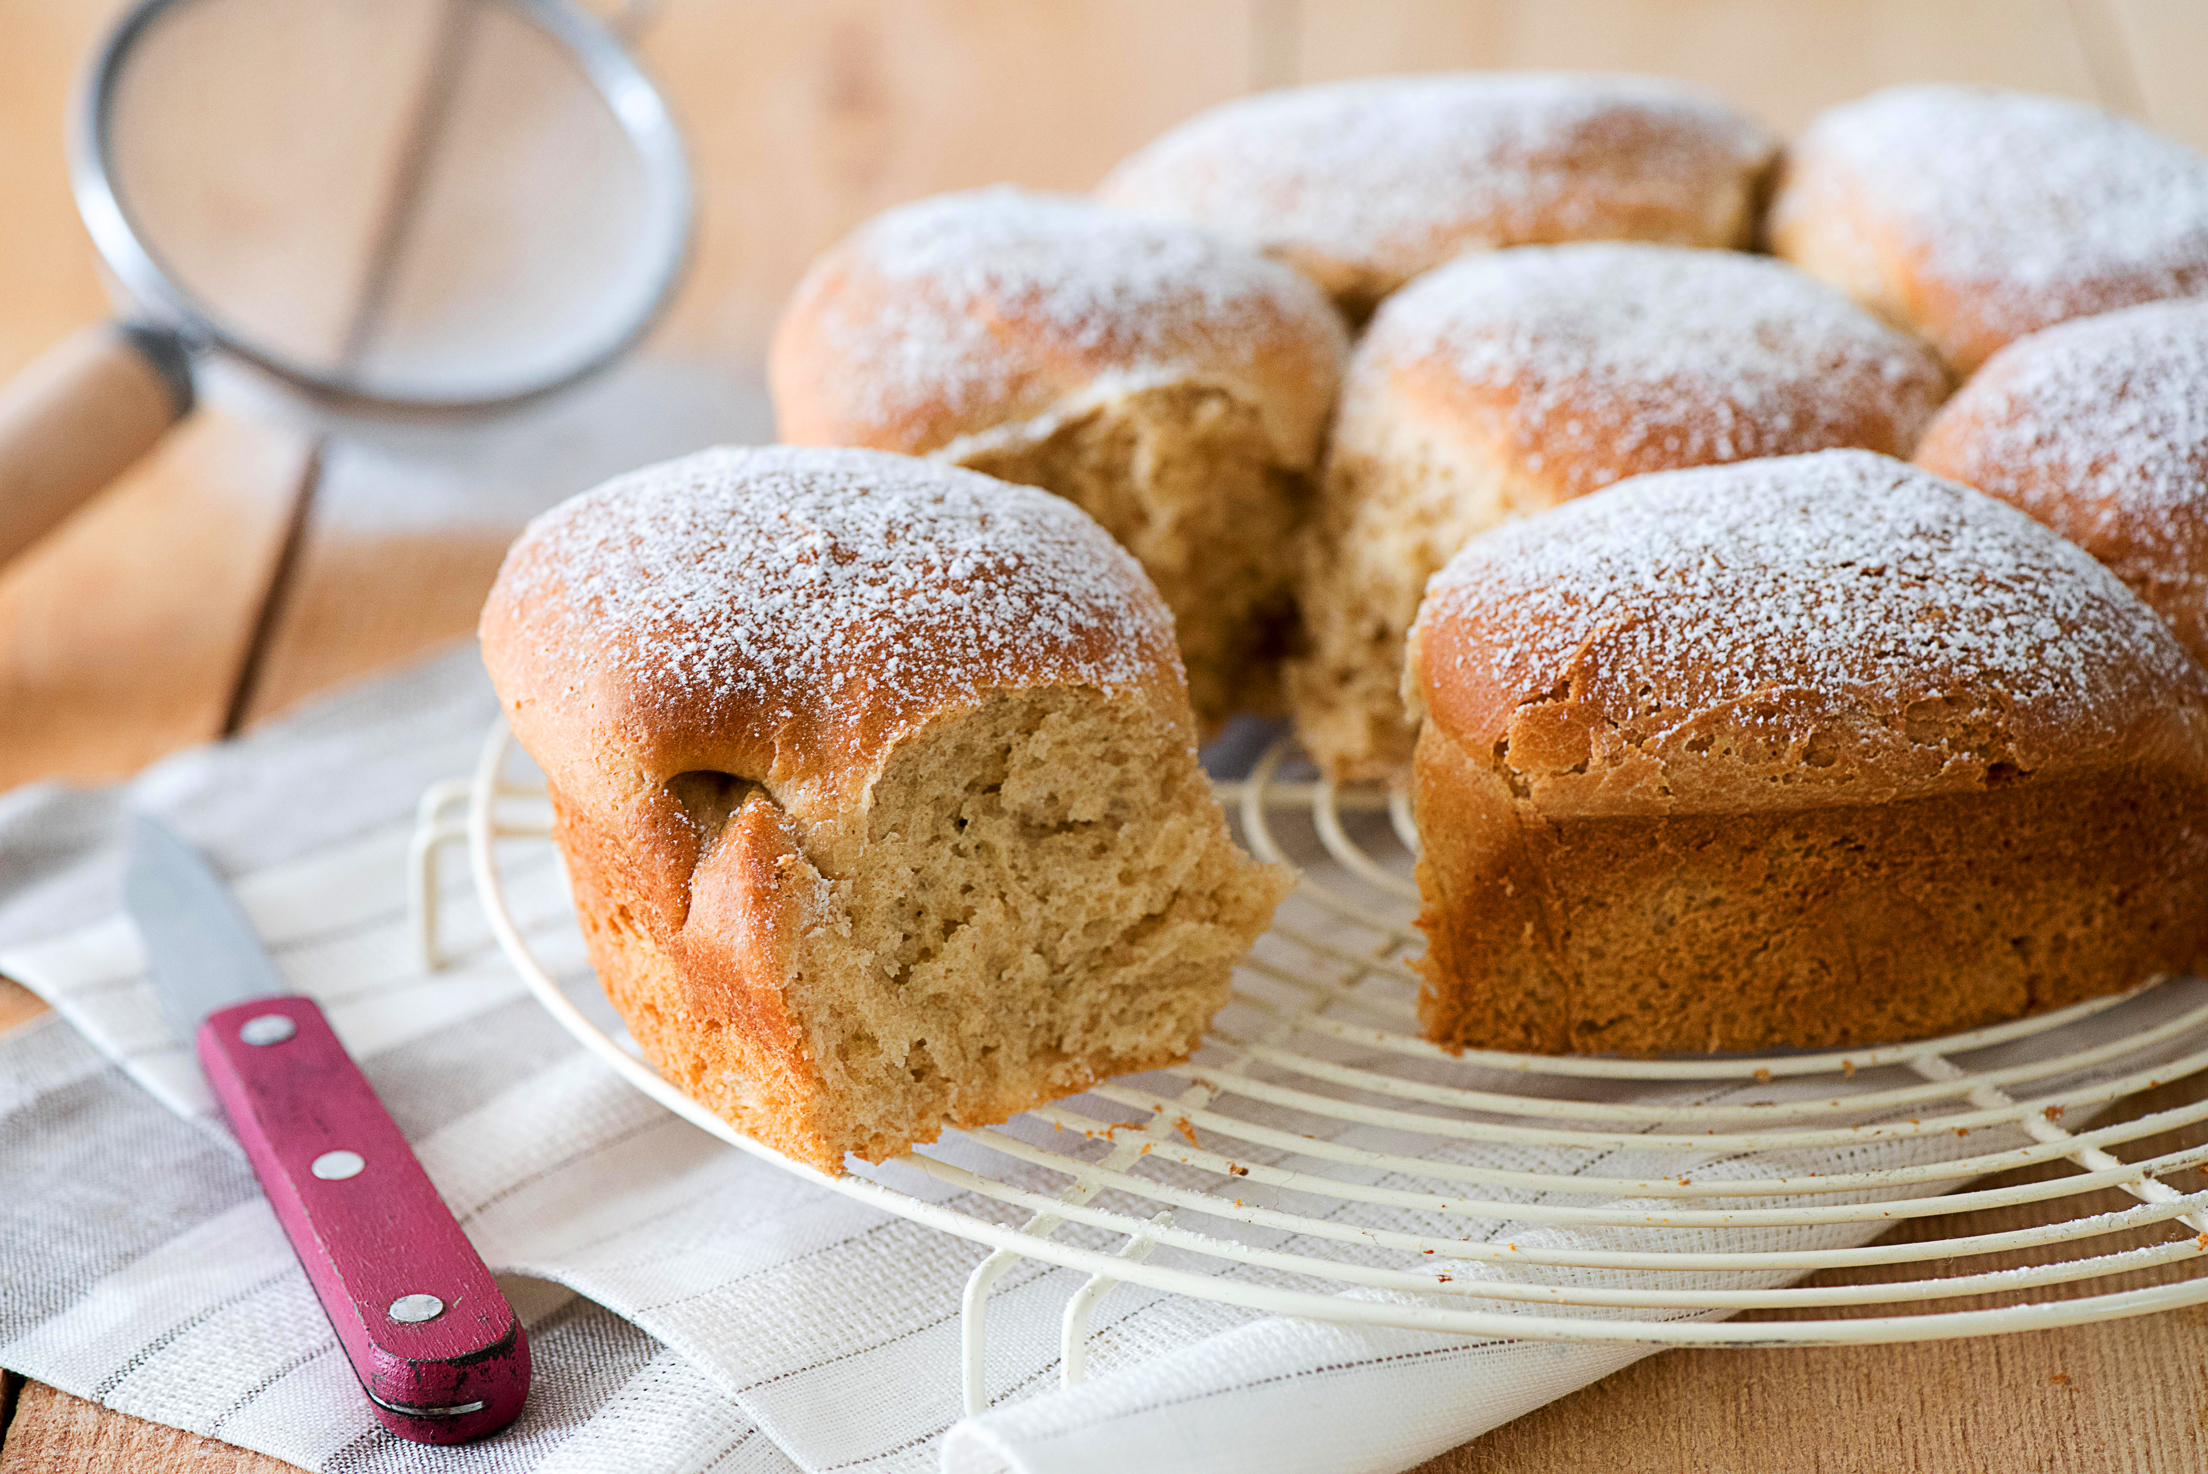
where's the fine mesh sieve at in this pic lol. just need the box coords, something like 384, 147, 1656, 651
0, 0, 691, 564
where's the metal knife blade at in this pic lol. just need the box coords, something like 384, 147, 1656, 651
124, 813, 293, 1041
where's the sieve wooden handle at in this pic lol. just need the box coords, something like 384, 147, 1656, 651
0, 321, 194, 568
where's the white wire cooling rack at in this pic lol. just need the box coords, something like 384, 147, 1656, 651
411, 718, 2208, 1416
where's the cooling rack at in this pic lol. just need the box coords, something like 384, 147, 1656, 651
412, 718, 2208, 1416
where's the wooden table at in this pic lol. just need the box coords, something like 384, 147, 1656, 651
4, 2, 2207, 1468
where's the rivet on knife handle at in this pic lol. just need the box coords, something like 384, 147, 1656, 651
197, 996, 530, 1444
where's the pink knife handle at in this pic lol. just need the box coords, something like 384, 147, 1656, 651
197, 996, 529, 1444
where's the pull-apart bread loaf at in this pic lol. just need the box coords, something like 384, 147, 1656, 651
1097, 72, 1779, 319
1407, 449, 2208, 1056
1915, 300, 2208, 666
770, 187, 1347, 733
1290, 243, 1948, 781
1771, 86, 2208, 375
479, 446, 1290, 1172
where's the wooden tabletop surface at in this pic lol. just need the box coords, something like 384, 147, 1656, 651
5, 1, 2208, 1469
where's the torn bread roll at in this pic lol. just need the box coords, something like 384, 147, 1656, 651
479, 446, 1290, 1172
770, 187, 1347, 733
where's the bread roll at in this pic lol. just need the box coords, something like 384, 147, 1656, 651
1407, 449, 2208, 1055
1915, 300, 2208, 666
1098, 72, 1779, 319
1289, 243, 1948, 781
1770, 85, 2208, 374
770, 187, 1347, 732
479, 446, 1290, 1172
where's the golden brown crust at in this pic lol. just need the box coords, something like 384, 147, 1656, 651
1411, 721, 2208, 1054
1411, 451, 2206, 805
1345, 244, 1948, 506
1407, 450, 2208, 1053
1912, 299, 2208, 668
1287, 246, 1949, 781
561, 785, 847, 1169
768, 187, 1345, 468
1769, 85, 2208, 374
479, 445, 1188, 861
1097, 72, 1779, 317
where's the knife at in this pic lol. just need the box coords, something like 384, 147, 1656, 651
123, 814, 529, 1444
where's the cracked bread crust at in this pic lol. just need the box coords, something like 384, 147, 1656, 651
1406, 450, 2208, 1054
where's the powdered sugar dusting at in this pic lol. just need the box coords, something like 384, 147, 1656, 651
1783, 86, 2208, 348
790, 186, 1338, 444
1100, 72, 1774, 278
1419, 449, 2191, 736
1924, 300, 2208, 560
500, 446, 1178, 740
1368, 244, 1948, 494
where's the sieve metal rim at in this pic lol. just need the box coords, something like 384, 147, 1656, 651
66, 0, 694, 419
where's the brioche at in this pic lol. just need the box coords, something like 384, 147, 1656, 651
770, 187, 1347, 732
1097, 72, 1779, 319
1406, 449, 2208, 1055
479, 446, 1289, 1171
1770, 85, 2208, 374
1289, 243, 1948, 781
1915, 300, 2208, 667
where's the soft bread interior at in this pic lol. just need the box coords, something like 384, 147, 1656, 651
1289, 411, 1551, 781
954, 382, 1307, 731
794, 686, 1287, 1160
570, 686, 1289, 1171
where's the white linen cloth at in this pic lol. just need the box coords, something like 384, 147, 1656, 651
3, 645, 2200, 1474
